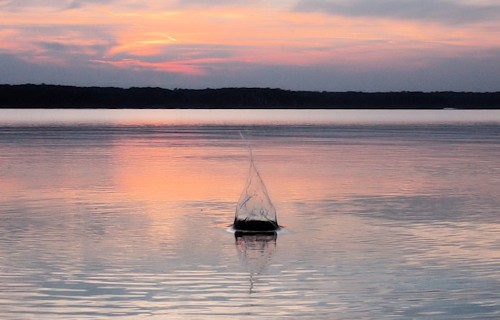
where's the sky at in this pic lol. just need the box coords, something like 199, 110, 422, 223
1, 0, 500, 91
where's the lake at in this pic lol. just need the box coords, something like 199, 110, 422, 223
0, 110, 499, 319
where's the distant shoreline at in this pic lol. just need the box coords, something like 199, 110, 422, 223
1, 84, 499, 109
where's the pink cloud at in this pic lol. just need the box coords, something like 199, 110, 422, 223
92, 58, 206, 75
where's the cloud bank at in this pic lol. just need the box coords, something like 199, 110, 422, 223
295, 0, 500, 24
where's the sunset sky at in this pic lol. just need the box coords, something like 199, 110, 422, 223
1, 0, 500, 91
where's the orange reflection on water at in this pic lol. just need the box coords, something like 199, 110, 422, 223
108, 134, 438, 210
110, 138, 244, 203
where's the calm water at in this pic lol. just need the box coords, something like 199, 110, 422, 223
0, 110, 499, 319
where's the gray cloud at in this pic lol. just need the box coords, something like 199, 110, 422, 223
2, 46, 500, 91
37, 41, 110, 55
0, 0, 252, 11
167, 0, 269, 9
294, 0, 500, 24
0, 0, 117, 11
2, 23, 118, 47
66, 0, 116, 9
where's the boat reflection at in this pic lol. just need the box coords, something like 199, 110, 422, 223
235, 232, 277, 294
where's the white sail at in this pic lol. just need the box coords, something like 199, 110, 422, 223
235, 158, 277, 223
233, 132, 279, 231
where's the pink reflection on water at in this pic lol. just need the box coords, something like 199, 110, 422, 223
1, 109, 499, 125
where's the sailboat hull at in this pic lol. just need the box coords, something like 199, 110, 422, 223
232, 219, 280, 232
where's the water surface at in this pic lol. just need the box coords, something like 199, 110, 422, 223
0, 110, 499, 319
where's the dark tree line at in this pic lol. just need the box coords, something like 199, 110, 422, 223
1, 84, 499, 109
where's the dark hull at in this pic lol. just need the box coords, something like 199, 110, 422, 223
232, 219, 280, 232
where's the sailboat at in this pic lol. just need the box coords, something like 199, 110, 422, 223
232, 133, 280, 233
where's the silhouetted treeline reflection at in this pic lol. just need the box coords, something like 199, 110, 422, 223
1, 84, 499, 109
